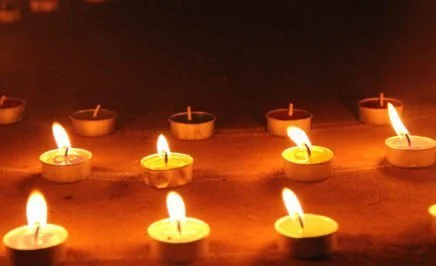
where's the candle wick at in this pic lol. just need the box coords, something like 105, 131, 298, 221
64, 147, 69, 157
405, 134, 412, 148
304, 143, 311, 158
164, 151, 168, 165
297, 214, 304, 230
0, 95, 6, 106
176, 220, 182, 236
92, 104, 101, 118
187, 106, 192, 121
34, 223, 40, 245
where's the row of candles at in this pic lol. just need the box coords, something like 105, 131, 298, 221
0, 94, 435, 265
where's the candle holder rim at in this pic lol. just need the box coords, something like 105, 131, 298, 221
281, 146, 335, 165
69, 108, 118, 121
3, 224, 68, 250
0, 96, 26, 107
141, 152, 194, 170
265, 108, 313, 121
39, 148, 93, 167
168, 111, 216, 124
274, 214, 338, 238
358, 97, 403, 109
147, 217, 210, 243
385, 136, 436, 151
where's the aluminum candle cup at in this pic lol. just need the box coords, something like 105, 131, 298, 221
358, 97, 403, 125
0, 7, 21, 23
282, 146, 334, 182
169, 111, 216, 140
70, 109, 118, 137
385, 136, 435, 168
141, 153, 193, 188
266, 109, 312, 137
275, 214, 338, 259
0, 97, 26, 125
3, 225, 68, 266
29, 0, 59, 12
147, 218, 210, 263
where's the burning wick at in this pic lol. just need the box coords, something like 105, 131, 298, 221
92, 104, 101, 118
296, 214, 304, 230
304, 143, 311, 158
379, 92, 384, 107
64, 147, 69, 157
164, 151, 168, 165
34, 223, 40, 245
405, 133, 412, 148
288, 103, 294, 117
187, 106, 192, 121
176, 220, 182, 236
0, 95, 6, 106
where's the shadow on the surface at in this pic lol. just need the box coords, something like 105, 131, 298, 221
377, 160, 436, 184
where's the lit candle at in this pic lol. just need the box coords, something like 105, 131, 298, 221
266, 102, 313, 137
428, 205, 436, 237
40, 123, 92, 182
0, 96, 26, 125
275, 188, 338, 259
358, 93, 404, 125
282, 126, 334, 182
29, 0, 59, 13
0, 3, 21, 24
70, 104, 118, 137
141, 134, 193, 188
147, 191, 210, 263
3, 190, 68, 266
385, 103, 435, 168
169, 106, 216, 140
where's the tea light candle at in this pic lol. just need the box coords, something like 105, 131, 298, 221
0, 96, 26, 125
141, 134, 193, 188
147, 191, 210, 263
169, 106, 216, 140
29, 0, 59, 13
266, 102, 313, 137
282, 126, 334, 182
70, 104, 118, 137
275, 188, 338, 259
40, 123, 92, 182
3, 191, 68, 266
0, 5, 21, 23
386, 103, 435, 168
428, 205, 436, 236
358, 93, 404, 125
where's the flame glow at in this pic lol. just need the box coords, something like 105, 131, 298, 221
52, 123, 71, 150
166, 191, 186, 222
26, 191, 47, 227
387, 103, 409, 137
287, 126, 312, 148
282, 188, 304, 220
157, 134, 171, 157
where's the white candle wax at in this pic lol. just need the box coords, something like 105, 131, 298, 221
40, 148, 92, 183
141, 153, 193, 188
3, 224, 68, 266
147, 218, 210, 263
275, 214, 338, 258
385, 136, 435, 168
282, 146, 334, 182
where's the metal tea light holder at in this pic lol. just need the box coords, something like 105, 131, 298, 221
0, 96, 26, 125
266, 102, 312, 137
358, 93, 404, 125
70, 104, 118, 137
169, 106, 216, 140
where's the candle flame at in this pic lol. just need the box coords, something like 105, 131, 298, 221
287, 126, 312, 156
52, 123, 71, 150
388, 103, 409, 137
166, 191, 186, 222
26, 190, 47, 227
282, 188, 304, 221
157, 134, 171, 157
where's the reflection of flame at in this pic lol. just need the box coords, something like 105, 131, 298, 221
282, 188, 304, 220
388, 103, 409, 137
26, 191, 47, 227
287, 126, 312, 148
166, 191, 186, 222
52, 123, 71, 150
157, 134, 170, 157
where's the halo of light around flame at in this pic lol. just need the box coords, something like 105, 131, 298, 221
166, 191, 186, 222
387, 103, 409, 137
287, 126, 312, 148
26, 190, 47, 227
282, 188, 304, 220
52, 123, 71, 149
157, 134, 171, 157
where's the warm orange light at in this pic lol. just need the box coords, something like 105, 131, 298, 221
287, 126, 312, 149
166, 191, 186, 222
388, 103, 409, 137
157, 134, 171, 157
282, 188, 304, 220
26, 190, 47, 227
52, 123, 71, 150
